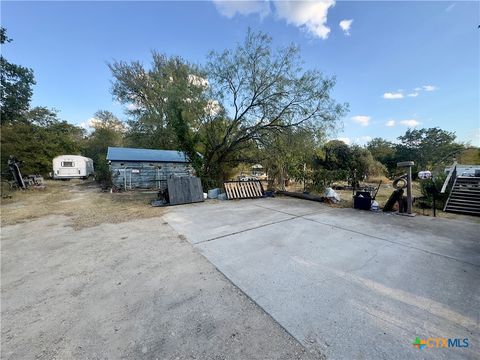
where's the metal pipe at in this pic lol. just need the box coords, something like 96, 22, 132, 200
406, 166, 412, 214
397, 161, 415, 216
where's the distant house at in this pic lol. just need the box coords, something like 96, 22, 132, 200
107, 147, 193, 190
251, 164, 264, 177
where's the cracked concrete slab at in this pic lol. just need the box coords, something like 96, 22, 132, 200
166, 197, 480, 360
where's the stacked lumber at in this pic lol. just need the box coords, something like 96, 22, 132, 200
224, 181, 263, 200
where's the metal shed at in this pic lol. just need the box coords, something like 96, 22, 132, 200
107, 147, 193, 190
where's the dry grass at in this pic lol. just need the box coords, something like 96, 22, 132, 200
1, 180, 166, 230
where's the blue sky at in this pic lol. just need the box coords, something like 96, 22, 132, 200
2, 1, 479, 145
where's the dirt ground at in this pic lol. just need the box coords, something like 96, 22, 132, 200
1, 180, 166, 229
1, 181, 318, 360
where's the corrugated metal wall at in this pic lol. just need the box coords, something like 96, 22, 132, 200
110, 161, 193, 190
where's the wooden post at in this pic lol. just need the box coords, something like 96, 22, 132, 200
397, 161, 415, 216
433, 191, 436, 217
406, 165, 412, 214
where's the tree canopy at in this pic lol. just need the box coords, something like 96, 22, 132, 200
109, 30, 348, 185
0, 27, 36, 124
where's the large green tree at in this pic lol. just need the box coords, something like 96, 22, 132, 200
1, 107, 85, 175
203, 29, 347, 184
109, 52, 208, 172
367, 137, 397, 178
317, 140, 385, 187
83, 110, 125, 182
259, 125, 323, 190
109, 30, 347, 186
396, 127, 464, 170
0, 28, 36, 123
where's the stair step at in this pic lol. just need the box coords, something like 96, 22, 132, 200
448, 199, 480, 205
445, 177, 480, 216
450, 196, 480, 201
448, 204, 480, 211
445, 207, 480, 216
451, 190, 480, 196
446, 204, 480, 210
450, 193, 480, 199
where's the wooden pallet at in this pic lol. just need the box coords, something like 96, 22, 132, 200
224, 180, 263, 200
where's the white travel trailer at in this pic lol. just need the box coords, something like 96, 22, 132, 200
52, 155, 94, 179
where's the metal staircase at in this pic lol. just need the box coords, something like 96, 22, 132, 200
440, 162, 480, 216
443, 176, 480, 216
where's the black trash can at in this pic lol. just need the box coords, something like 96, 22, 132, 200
353, 192, 372, 210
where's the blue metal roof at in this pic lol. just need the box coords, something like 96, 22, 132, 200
106, 147, 189, 163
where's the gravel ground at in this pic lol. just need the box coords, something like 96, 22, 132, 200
1, 184, 320, 360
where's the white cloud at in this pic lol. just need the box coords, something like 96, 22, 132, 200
79, 116, 127, 132
407, 92, 419, 97
351, 115, 370, 126
78, 118, 96, 132
399, 119, 420, 128
422, 85, 437, 92
213, 0, 337, 40
383, 92, 404, 99
339, 19, 353, 36
336, 137, 351, 145
274, 0, 336, 39
212, 0, 271, 18
333, 136, 371, 145
445, 3, 456, 12
355, 136, 372, 145
385, 120, 396, 127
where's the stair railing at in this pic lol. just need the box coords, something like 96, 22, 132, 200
441, 162, 457, 211
440, 162, 457, 194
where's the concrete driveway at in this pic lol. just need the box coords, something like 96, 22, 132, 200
165, 197, 480, 360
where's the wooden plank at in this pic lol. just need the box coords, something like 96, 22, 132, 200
245, 182, 254, 197
249, 182, 257, 197
237, 182, 244, 198
243, 182, 251, 197
251, 182, 259, 196
249, 182, 256, 197
255, 181, 262, 196
226, 183, 233, 199
240, 182, 247, 198
224, 183, 231, 199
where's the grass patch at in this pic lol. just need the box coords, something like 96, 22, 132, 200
1, 180, 166, 230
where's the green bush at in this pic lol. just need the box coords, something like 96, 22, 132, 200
419, 174, 449, 209
310, 169, 347, 193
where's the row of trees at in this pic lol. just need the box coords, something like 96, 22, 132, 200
1, 27, 477, 189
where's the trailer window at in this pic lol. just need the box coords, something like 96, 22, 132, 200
61, 161, 74, 167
